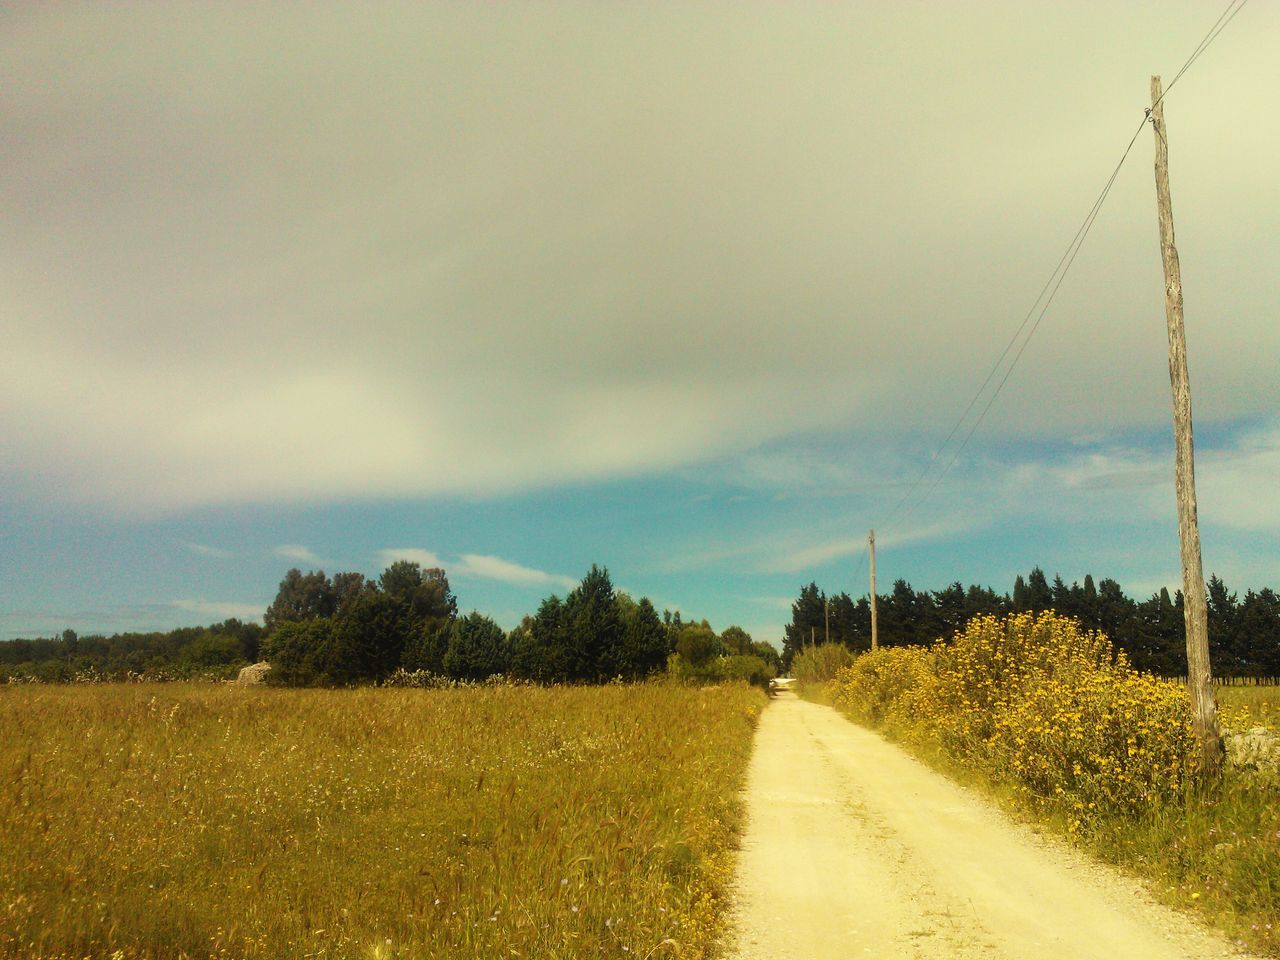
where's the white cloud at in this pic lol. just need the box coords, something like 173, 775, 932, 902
773, 537, 867, 574
1198, 421, 1280, 532
771, 519, 975, 574
274, 544, 322, 565
1, 5, 1276, 510
182, 541, 233, 559
1017, 421, 1280, 533
454, 554, 578, 591
377, 548, 444, 571
171, 599, 263, 622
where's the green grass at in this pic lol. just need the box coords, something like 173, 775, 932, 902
1218, 683, 1280, 731
1, 682, 764, 960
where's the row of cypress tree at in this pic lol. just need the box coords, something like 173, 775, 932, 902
784, 567, 1280, 678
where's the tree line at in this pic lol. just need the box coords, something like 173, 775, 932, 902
265, 560, 779, 686
1, 561, 780, 686
0, 620, 265, 682
784, 567, 1280, 678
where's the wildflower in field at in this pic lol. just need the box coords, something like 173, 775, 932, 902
828, 612, 1202, 826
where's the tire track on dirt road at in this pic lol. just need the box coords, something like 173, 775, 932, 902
726, 692, 1260, 960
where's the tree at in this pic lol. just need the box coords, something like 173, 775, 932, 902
1012, 575, 1029, 612
932, 583, 968, 640
265, 620, 339, 686
782, 583, 826, 668
264, 569, 336, 626
511, 600, 570, 683
1025, 568, 1053, 611
379, 561, 457, 632
1096, 578, 1132, 642
615, 597, 669, 679
675, 622, 720, 666
1239, 590, 1280, 677
1080, 575, 1101, 631
443, 613, 510, 680
750, 639, 783, 671
401, 620, 449, 674
964, 584, 1006, 623
826, 593, 864, 649
720, 625, 753, 656
563, 565, 623, 681
331, 572, 373, 617
1131, 588, 1185, 676
1207, 574, 1242, 675
335, 591, 414, 682
881, 579, 923, 647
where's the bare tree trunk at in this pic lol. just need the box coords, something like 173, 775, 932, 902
1150, 75, 1221, 776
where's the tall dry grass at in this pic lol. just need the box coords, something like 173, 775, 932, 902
1218, 683, 1280, 731
1, 682, 764, 959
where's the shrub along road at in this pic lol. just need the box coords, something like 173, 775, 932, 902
727, 692, 1260, 960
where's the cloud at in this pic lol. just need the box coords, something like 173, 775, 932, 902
377, 548, 577, 591
772, 519, 972, 574
274, 544, 322, 565
170, 599, 263, 622
454, 554, 578, 591
1, 4, 1276, 510
377, 548, 444, 571
1198, 421, 1280, 531
1016, 420, 1280, 532
182, 541, 233, 559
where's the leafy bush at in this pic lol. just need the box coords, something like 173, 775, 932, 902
790, 643, 856, 685
828, 612, 1202, 831
263, 620, 342, 686
442, 612, 510, 681
667, 653, 776, 688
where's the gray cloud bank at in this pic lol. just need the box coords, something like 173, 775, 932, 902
3, 3, 1276, 509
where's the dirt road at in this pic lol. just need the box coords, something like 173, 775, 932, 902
727, 692, 1257, 960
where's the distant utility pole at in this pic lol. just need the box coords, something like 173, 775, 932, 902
1150, 75, 1221, 775
868, 529, 878, 651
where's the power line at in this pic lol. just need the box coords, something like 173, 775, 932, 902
899, 115, 1149, 529
875, 0, 1251, 536
1161, 0, 1250, 103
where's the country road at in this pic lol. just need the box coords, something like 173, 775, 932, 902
727, 692, 1259, 960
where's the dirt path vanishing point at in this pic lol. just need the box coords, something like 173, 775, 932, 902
727, 692, 1261, 960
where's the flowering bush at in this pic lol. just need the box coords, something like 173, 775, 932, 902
828, 612, 1202, 830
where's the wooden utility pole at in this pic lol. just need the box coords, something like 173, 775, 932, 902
868, 529, 878, 651
1150, 75, 1221, 775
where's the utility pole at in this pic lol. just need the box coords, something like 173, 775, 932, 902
824, 598, 830, 645
1150, 75, 1221, 775
868, 529, 878, 651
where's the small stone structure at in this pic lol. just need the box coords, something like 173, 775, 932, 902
236, 662, 272, 685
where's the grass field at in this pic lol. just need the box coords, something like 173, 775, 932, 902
1218, 683, 1280, 730
1, 682, 764, 960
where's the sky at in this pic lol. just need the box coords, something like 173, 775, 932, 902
2, 2, 1277, 646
